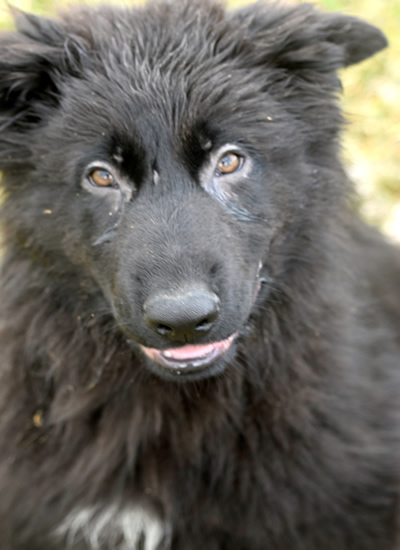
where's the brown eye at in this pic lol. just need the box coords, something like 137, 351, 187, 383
89, 168, 115, 187
216, 152, 242, 176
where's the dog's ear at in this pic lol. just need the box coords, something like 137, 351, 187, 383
316, 12, 388, 68
0, 9, 88, 169
231, 3, 387, 73
0, 9, 86, 128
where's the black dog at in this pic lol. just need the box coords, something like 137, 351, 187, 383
0, 1, 399, 548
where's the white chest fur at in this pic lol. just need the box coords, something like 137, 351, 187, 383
56, 505, 171, 550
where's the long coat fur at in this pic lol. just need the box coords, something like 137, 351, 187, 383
0, 1, 399, 549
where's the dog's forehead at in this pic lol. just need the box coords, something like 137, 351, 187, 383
90, 1, 234, 68
65, 2, 263, 119
59, 5, 276, 157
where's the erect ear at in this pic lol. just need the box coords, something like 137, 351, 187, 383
231, 2, 388, 73
315, 11, 388, 68
0, 9, 87, 128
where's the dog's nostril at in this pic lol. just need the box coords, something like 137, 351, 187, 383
196, 319, 211, 331
156, 324, 174, 336
195, 315, 218, 331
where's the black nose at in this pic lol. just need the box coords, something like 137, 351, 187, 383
143, 286, 220, 342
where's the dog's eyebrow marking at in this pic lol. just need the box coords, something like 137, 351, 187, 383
153, 170, 160, 186
113, 153, 123, 163
113, 146, 124, 164
201, 138, 213, 152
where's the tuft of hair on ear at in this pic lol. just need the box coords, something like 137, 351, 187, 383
0, 8, 88, 168
231, 2, 388, 74
0, 9, 87, 121
15, 8, 87, 70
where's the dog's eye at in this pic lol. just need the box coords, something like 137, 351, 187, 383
215, 153, 243, 176
89, 168, 116, 188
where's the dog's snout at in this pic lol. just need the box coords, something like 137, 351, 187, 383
143, 287, 220, 342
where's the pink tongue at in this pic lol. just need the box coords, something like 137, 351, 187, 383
163, 343, 215, 360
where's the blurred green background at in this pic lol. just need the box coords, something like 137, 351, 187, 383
1, 0, 399, 238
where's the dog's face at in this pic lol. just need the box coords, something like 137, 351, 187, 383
0, 1, 386, 380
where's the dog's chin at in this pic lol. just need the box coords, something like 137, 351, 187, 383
139, 334, 237, 381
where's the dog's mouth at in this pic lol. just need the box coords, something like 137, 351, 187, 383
137, 263, 266, 379
140, 334, 237, 375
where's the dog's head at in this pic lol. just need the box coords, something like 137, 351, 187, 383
0, 1, 387, 380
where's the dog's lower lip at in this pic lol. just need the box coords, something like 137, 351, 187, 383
140, 334, 236, 373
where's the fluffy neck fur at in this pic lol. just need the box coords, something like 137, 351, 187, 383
0, 220, 396, 548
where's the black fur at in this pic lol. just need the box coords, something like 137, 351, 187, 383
0, 1, 399, 549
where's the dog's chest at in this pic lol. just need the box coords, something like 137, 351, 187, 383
56, 505, 170, 550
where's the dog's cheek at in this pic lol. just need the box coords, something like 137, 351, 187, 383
57, 194, 119, 271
